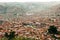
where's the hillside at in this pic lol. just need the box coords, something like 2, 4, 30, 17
0, 2, 60, 21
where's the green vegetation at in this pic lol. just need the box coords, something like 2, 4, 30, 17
48, 25, 60, 40
48, 25, 58, 34
4, 30, 16, 40
1, 30, 36, 40
1, 36, 36, 40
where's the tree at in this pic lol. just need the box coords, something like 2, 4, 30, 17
48, 25, 58, 34
48, 25, 59, 39
4, 30, 15, 40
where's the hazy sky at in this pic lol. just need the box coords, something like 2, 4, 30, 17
0, 0, 60, 2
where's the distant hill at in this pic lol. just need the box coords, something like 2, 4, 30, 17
33, 4, 60, 18
0, 2, 60, 20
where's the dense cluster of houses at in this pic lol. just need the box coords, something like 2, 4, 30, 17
0, 17, 60, 40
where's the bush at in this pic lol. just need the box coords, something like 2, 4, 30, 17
2, 36, 36, 40
4, 30, 36, 40
4, 30, 15, 40
48, 25, 58, 34
48, 25, 60, 39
